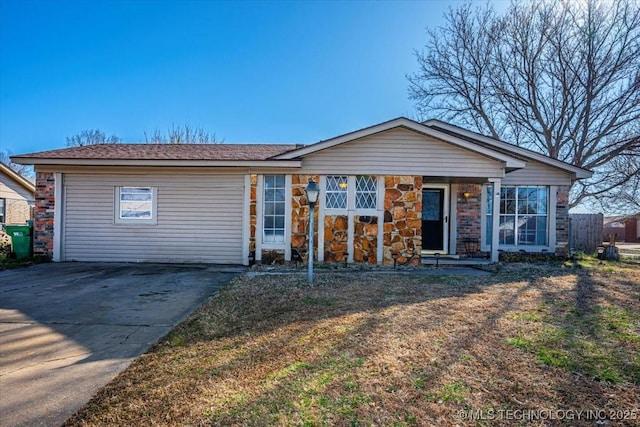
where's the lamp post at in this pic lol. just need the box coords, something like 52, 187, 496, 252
305, 179, 319, 283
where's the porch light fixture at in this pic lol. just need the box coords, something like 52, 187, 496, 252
305, 179, 320, 283
463, 191, 471, 200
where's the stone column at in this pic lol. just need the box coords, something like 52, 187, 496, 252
382, 176, 422, 265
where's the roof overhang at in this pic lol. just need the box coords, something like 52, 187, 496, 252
424, 119, 593, 180
10, 157, 302, 168
273, 117, 527, 169
0, 162, 35, 194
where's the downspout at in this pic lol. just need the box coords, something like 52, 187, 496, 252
568, 215, 573, 255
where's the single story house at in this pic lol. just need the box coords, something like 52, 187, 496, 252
603, 216, 627, 242
0, 162, 35, 225
12, 117, 591, 265
623, 214, 640, 243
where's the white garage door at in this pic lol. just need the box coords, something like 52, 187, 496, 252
62, 172, 244, 264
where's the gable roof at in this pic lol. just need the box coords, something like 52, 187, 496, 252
273, 117, 527, 170
0, 162, 35, 195
621, 213, 640, 223
12, 144, 301, 167
11, 117, 593, 180
423, 119, 592, 179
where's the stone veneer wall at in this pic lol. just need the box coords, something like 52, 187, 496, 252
382, 176, 422, 265
555, 185, 570, 255
324, 215, 348, 262
455, 183, 482, 255
34, 172, 55, 258
353, 215, 378, 264
290, 174, 319, 262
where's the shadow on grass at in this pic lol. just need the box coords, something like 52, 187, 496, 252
65, 260, 640, 426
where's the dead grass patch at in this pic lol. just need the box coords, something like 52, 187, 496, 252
65, 260, 639, 426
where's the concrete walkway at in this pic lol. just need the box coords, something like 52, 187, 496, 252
0, 262, 243, 427
618, 243, 640, 257
248, 265, 491, 277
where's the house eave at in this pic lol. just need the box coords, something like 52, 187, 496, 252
424, 119, 593, 180
10, 158, 302, 168
0, 162, 35, 194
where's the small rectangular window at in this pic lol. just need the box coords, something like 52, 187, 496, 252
115, 187, 157, 224
326, 176, 348, 209
263, 175, 286, 244
120, 187, 153, 219
0, 198, 5, 224
355, 175, 377, 210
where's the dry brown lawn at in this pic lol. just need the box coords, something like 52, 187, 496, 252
65, 259, 640, 426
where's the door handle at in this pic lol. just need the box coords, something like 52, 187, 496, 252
445, 215, 448, 223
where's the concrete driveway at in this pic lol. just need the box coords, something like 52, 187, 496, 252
0, 262, 244, 427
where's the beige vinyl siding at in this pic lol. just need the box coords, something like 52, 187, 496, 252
63, 173, 244, 263
0, 173, 34, 224
503, 159, 572, 186
299, 128, 503, 177
0, 174, 34, 202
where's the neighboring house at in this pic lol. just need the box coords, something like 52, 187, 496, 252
623, 214, 640, 243
605, 214, 640, 243
12, 117, 591, 265
0, 162, 35, 226
603, 216, 627, 242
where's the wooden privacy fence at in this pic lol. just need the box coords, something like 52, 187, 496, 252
570, 213, 603, 253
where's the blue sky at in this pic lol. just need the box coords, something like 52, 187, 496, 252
0, 0, 507, 154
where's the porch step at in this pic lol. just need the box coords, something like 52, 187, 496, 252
421, 253, 461, 260
421, 255, 492, 266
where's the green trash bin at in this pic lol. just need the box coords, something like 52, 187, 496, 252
4, 224, 33, 260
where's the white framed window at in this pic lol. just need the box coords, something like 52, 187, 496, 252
485, 186, 493, 246
263, 175, 286, 244
115, 187, 157, 225
355, 175, 377, 210
492, 186, 548, 246
0, 198, 5, 224
326, 176, 348, 210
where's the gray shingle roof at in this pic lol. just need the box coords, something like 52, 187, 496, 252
15, 143, 299, 161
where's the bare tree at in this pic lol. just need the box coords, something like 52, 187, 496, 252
408, 0, 640, 213
143, 124, 221, 144
66, 129, 121, 147
1, 149, 34, 178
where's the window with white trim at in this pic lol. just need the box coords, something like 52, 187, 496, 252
355, 175, 377, 210
0, 198, 5, 224
485, 186, 493, 246
263, 175, 286, 244
495, 186, 548, 246
326, 176, 348, 209
115, 187, 157, 224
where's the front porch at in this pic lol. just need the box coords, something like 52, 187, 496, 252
263, 174, 501, 267
419, 179, 495, 262
255, 173, 568, 267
